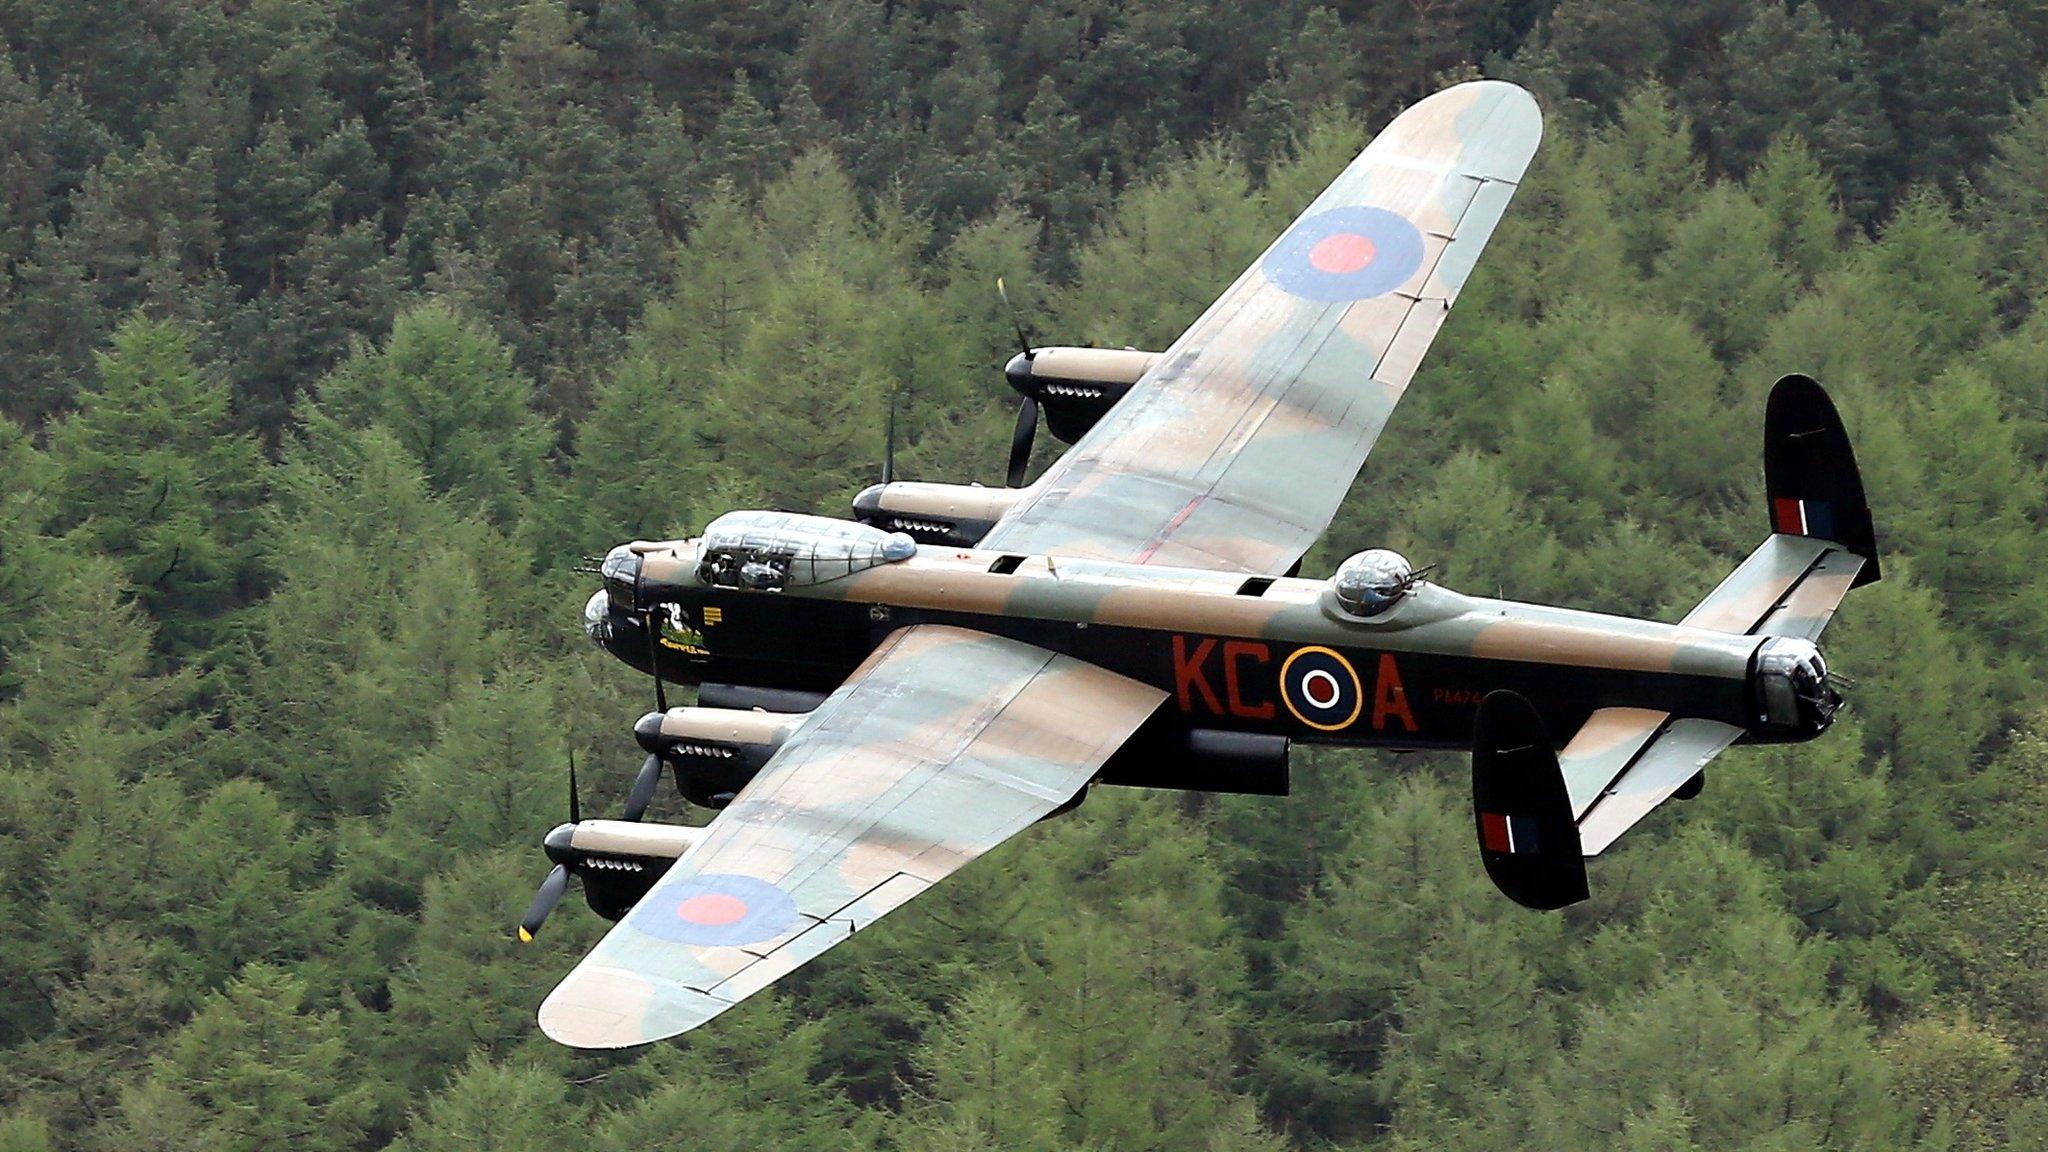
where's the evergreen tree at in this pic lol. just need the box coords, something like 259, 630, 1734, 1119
313, 301, 553, 530
392, 1055, 580, 1152
96, 964, 377, 1152
47, 316, 264, 660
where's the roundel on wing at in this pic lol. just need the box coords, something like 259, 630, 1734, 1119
1261, 206, 1426, 302
1280, 646, 1364, 732
630, 873, 799, 947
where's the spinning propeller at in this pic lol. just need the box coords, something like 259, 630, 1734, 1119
882, 389, 897, 487
521, 591, 683, 940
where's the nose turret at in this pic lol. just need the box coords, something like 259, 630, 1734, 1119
581, 589, 611, 646
599, 543, 642, 611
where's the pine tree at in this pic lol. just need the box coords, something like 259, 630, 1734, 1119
48, 316, 265, 660
98, 964, 376, 1152
313, 301, 553, 529
392, 1055, 581, 1152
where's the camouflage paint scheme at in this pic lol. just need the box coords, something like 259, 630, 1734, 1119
981, 80, 1542, 574
541, 81, 1876, 1048
624, 529, 1857, 748
540, 625, 1162, 1047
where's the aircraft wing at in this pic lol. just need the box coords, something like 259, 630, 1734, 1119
539, 624, 1165, 1048
979, 81, 1541, 574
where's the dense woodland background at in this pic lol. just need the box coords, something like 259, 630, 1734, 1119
4, 0, 2048, 1148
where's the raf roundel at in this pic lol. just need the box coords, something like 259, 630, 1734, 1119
629, 873, 799, 948
1280, 646, 1365, 732
1261, 206, 1426, 303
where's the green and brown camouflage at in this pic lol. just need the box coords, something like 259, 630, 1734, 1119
621, 524, 1832, 745
982, 80, 1543, 573
539, 625, 1162, 1047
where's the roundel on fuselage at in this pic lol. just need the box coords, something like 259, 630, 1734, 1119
1280, 646, 1364, 732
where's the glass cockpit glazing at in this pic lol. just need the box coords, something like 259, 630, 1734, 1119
695, 511, 916, 591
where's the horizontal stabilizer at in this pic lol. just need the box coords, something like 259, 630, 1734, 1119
1471, 690, 1587, 909
1560, 708, 1743, 856
1682, 534, 1864, 640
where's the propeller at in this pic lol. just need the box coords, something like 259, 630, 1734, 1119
997, 276, 1032, 355
639, 606, 670, 714
1007, 398, 1039, 489
997, 277, 1039, 488
882, 389, 897, 486
519, 864, 570, 943
519, 757, 583, 942
623, 753, 664, 822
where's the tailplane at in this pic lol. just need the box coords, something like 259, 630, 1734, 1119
1477, 375, 1883, 906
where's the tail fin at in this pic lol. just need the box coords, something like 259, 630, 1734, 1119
1765, 373, 1880, 589
1685, 375, 1880, 639
1472, 690, 1588, 910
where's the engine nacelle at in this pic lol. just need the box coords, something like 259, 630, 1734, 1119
1006, 346, 1161, 443
851, 481, 1025, 547
545, 818, 708, 920
698, 682, 830, 713
634, 705, 805, 808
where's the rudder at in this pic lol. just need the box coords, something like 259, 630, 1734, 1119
1472, 690, 1588, 910
1765, 373, 1881, 589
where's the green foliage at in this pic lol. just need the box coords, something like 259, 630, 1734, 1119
95, 964, 377, 1152
47, 315, 264, 659
392, 1056, 581, 1152
313, 302, 554, 531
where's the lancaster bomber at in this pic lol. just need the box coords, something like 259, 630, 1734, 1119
522, 80, 1881, 1049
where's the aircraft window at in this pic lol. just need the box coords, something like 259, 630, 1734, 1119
697, 511, 916, 592
1236, 576, 1277, 597
988, 555, 1027, 575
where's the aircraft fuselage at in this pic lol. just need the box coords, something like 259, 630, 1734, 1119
587, 537, 1797, 755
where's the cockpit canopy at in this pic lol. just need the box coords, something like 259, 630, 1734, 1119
696, 511, 916, 591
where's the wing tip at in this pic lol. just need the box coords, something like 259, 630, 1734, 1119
537, 963, 732, 1050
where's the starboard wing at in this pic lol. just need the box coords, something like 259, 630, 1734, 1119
979, 81, 1542, 574
539, 624, 1166, 1048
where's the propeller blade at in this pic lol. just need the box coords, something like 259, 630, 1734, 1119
1007, 396, 1039, 489
882, 390, 897, 486
567, 753, 580, 825
996, 277, 1032, 356
623, 753, 664, 822
641, 615, 670, 714
519, 864, 571, 943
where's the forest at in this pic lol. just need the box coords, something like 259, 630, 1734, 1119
3, 0, 2048, 1148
